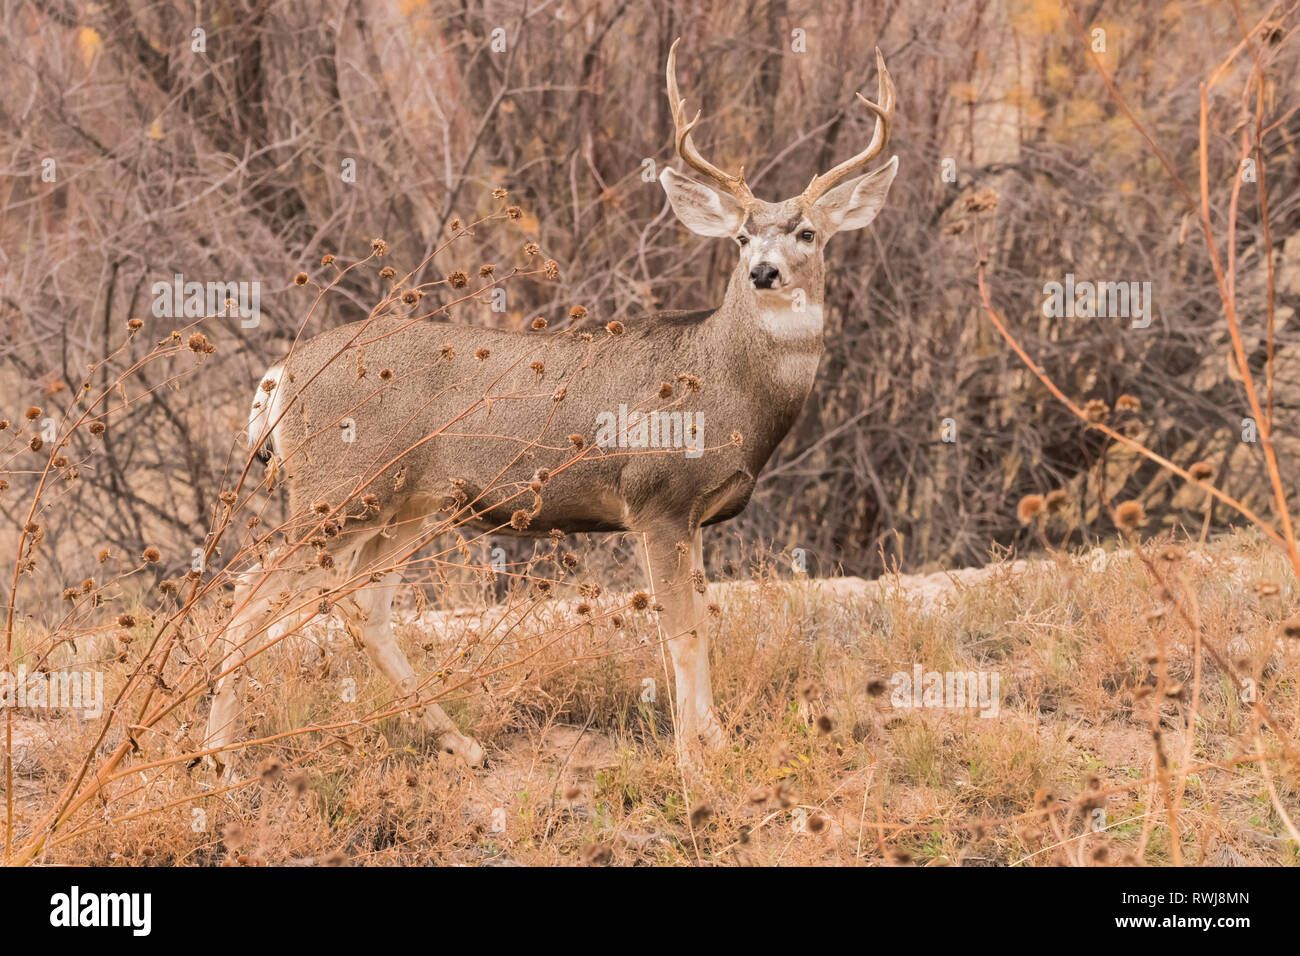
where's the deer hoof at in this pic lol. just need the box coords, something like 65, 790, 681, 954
699, 713, 726, 751
439, 730, 486, 768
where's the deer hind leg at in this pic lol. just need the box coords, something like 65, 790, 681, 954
204, 556, 335, 778
340, 535, 485, 767
641, 525, 724, 753
203, 563, 291, 776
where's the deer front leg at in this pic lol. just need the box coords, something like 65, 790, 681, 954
641, 526, 724, 753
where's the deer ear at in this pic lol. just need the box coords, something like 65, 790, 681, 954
814, 156, 898, 233
659, 167, 747, 237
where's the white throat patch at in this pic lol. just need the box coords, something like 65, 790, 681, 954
755, 302, 824, 340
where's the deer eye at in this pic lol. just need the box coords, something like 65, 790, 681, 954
798, 229, 815, 242
737, 235, 749, 246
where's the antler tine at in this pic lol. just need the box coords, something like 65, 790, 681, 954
665, 38, 754, 204
801, 48, 896, 204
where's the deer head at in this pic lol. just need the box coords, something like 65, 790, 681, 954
659, 39, 898, 302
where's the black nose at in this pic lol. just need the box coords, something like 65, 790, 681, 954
750, 262, 780, 289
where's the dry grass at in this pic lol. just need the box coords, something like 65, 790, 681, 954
6, 527, 1297, 866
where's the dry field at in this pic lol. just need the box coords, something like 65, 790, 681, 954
6, 528, 1298, 866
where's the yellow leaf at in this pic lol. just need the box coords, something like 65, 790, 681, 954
515, 210, 540, 235
147, 118, 164, 140
78, 27, 101, 66
949, 82, 978, 105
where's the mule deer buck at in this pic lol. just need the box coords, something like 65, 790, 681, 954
203, 39, 897, 772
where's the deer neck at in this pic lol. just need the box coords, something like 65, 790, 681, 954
713, 264, 826, 391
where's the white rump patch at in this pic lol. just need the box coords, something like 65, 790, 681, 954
247, 364, 286, 457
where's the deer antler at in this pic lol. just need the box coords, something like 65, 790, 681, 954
800, 48, 896, 205
665, 38, 755, 205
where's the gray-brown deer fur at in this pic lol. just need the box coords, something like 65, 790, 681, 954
203, 40, 897, 772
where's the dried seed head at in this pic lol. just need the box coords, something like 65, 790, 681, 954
492, 187, 508, 200
658, 382, 673, 399
1114, 500, 1146, 533
379, 266, 395, 278
507, 205, 523, 220
569, 305, 588, 322
1116, 394, 1141, 414
523, 241, 539, 257
1082, 399, 1109, 425
88, 421, 106, 436
294, 272, 309, 286
1189, 460, 1214, 482
187, 332, 209, 352
475, 347, 490, 360
371, 238, 388, 256
544, 259, 559, 280
1017, 494, 1045, 524
606, 321, 625, 335
510, 510, 532, 531
142, 546, 161, 564
580, 843, 612, 866
568, 433, 585, 450
321, 254, 336, 265
127, 318, 143, 331
530, 361, 545, 375
675, 373, 702, 392
531, 316, 547, 330
630, 591, 650, 611
963, 188, 999, 213
222, 822, 246, 850
25, 406, 41, 421
447, 270, 469, 289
